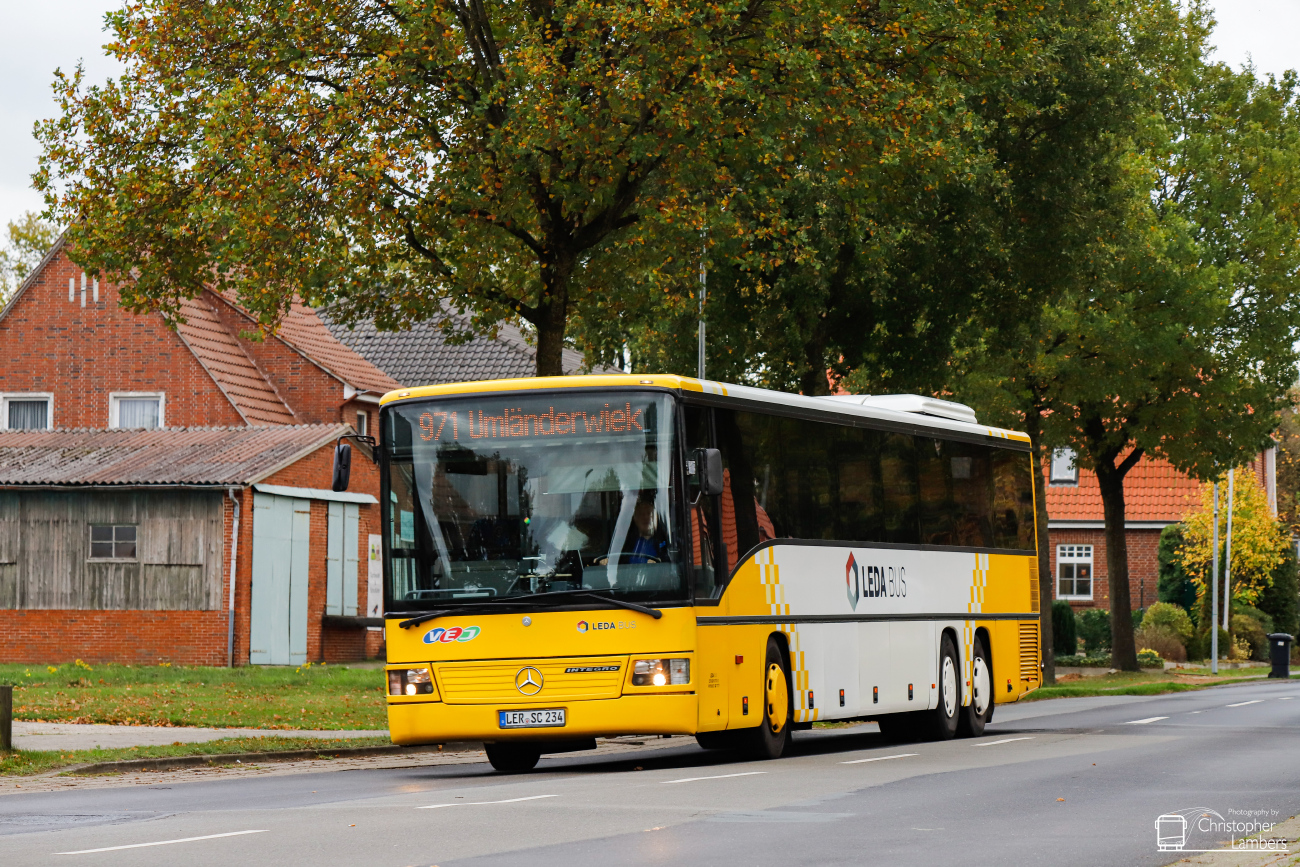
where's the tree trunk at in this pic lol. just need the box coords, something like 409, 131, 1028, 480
533, 257, 572, 377
1024, 413, 1054, 685
1096, 458, 1138, 671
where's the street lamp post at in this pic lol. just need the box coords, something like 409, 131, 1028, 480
1211, 480, 1219, 674
1222, 467, 1235, 631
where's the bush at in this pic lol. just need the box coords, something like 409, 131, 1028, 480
1134, 625, 1187, 661
1137, 648, 1164, 668
1132, 607, 1146, 630
1055, 655, 1111, 668
1234, 604, 1274, 637
1142, 601, 1195, 645
1076, 607, 1112, 654
1258, 542, 1299, 637
1052, 601, 1077, 656
1231, 613, 1269, 661
1158, 524, 1198, 616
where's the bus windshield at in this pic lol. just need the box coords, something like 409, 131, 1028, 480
384, 391, 682, 610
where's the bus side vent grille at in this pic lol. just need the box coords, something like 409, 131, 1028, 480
1028, 560, 1040, 613
1019, 622, 1040, 682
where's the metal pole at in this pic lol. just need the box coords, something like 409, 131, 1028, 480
1211, 480, 1219, 673
1223, 467, 1234, 631
697, 234, 707, 380
0, 684, 11, 752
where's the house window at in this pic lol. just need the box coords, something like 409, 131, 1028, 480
110, 393, 164, 429
90, 525, 138, 560
1, 394, 53, 430
1057, 544, 1093, 599
1049, 447, 1079, 485
356, 410, 368, 436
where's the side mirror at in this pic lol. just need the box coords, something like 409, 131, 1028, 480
332, 442, 352, 492
693, 447, 724, 497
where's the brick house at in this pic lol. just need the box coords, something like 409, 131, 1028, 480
1045, 447, 1277, 611
0, 236, 400, 664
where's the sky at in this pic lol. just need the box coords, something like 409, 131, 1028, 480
0, 1, 1297, 235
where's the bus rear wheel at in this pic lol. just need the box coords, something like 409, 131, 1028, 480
744, 637, 792, 760
923, 634, 961, 741
958, 634, 994, 737
484, 742, 541, 773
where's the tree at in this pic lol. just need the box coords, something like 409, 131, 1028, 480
950, 2, 1300, 672
0, 211, 60, 302
36, 0, 1024, 375
1178, 475, 1291, 616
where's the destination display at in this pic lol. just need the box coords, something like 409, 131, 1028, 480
417, 400, 657, 442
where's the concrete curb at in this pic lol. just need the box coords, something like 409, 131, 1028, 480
64, 741, 485, 775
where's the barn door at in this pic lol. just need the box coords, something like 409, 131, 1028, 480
326, 502, 360, 617
250, 493, 311, 665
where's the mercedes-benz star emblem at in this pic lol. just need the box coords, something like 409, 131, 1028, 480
515, 667, 543, 695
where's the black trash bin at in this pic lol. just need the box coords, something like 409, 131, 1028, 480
1267, 633, 1293, 679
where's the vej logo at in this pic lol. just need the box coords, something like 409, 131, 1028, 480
423, 625, 481, 644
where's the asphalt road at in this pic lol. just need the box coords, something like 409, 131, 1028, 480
3, 678, 1299, 867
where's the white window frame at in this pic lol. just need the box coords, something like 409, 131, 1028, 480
109, 392, 166, 429
355, 409, 368, 436
1057, 544, 1094, 600
1, 393, 55, 430
1049, 447, 1079, 485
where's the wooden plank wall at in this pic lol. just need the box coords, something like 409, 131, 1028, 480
0, 490, 223, 610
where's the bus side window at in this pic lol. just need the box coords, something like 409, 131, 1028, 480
685, 405, 724, 599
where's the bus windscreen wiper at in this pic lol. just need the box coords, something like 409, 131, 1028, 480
476, 588, 663, 619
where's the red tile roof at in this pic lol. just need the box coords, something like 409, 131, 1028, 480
176, 297, 298, 425
1046, 456, 1205, 522
0, 426, 347, 486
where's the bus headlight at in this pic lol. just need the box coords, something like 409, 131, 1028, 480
632, 659, 690, 686
388, 666, 435, 696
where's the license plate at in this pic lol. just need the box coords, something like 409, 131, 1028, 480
498, 708, 566, 729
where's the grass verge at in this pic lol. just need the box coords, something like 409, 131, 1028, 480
1024, 665, 1293, 700
0, 661, 386, 729
0, 736, 393, 777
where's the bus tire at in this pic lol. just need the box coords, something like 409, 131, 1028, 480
744, 637, 792, 760
484, 742, 541, 773
959, 634, 994, 737
923, 634, 961, 741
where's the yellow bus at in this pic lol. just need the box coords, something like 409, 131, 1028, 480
342, 375, 1041, 772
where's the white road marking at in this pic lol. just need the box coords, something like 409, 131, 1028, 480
1226, 700, 1264, 708
1124, 717, 1168, 725
662, 771, 767, 784
418, 794, 558, 809
56, 830, 267, 855
841, 753, 918, 765
974, 737, 1034, 747
1279, 697, 1295, 701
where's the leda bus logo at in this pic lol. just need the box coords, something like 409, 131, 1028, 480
423, 625, 481, 644
845, 553, 907, 611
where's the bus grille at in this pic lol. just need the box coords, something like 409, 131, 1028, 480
435, 657, 627, 704
1019, 622, 1040, 683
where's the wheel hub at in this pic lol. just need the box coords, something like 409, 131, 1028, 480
941, 656, 957, 717
972, 656, 990, 715
765, 662, 789, 733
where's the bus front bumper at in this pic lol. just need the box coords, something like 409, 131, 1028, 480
388, 693, 699, 744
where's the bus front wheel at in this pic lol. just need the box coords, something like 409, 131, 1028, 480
485, 742, 541, 773
745, 637, 792, 760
